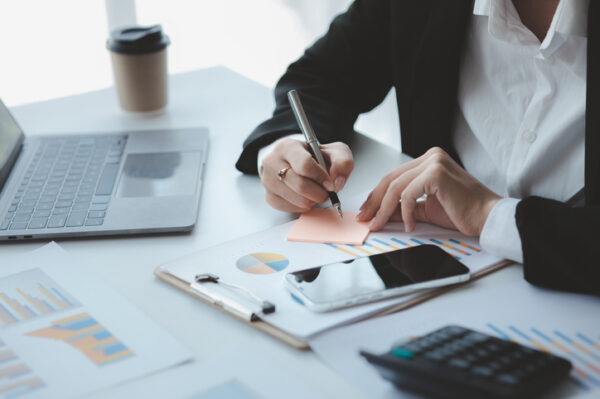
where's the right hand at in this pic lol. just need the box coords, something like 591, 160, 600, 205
260, 138, 354, 213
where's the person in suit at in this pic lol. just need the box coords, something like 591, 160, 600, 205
236, 0, 600, 296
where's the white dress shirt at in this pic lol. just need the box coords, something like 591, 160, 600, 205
459, 0, 587, 262
258, 0, 588, 263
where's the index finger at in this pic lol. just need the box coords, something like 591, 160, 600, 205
357, 150, 442, 221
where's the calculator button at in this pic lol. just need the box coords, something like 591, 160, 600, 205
445, 326, 468, 336
424, 350, 445, 361
486, 361, 502, 371
496, 373, 519, 385
475, 348, 490, 358
392, 348, 414, 358
471, 366, 493, 377
464, 332, 489, 343
448, 358, 470, 368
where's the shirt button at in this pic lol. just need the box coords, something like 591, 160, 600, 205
522, 130, 537, 143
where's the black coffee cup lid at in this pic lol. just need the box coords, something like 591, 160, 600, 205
107, 25, 170, 55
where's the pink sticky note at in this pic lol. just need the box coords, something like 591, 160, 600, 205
286, 208, 370, 245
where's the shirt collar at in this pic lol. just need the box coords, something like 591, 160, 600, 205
472, 0, 588, 57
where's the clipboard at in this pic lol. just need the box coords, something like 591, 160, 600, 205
155, 259, 512, 350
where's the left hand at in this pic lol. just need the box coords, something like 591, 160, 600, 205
357, 147, 501, 236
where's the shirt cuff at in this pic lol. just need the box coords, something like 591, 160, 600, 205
479, 198, 523, 263
257, 133, 304, 178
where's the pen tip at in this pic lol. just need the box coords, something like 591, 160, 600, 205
336, 205, 343, 219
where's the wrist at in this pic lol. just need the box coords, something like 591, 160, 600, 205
478, 195, 502, 236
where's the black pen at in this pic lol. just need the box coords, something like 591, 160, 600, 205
287, 89, 343, 218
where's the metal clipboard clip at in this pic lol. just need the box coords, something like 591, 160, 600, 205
189, 273, 276, 322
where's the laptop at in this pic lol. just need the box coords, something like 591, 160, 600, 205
0, 99, 208, 241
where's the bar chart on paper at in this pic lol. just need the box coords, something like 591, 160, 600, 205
26, 312, 134, 366
486, 323, 600, 393
0, 339, 45, 398
324, 235, 482, 262
0, 269, 80, 327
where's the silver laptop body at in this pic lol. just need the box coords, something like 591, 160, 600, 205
0, 99, 208, 241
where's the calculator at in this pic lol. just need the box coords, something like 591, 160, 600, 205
360, 325, 572, 398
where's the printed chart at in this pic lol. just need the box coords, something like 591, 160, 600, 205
26, 312, 134, 366
486, 323, 600, 393
324, 236, 481, 261
0, 339, 44, 398
236, 253, 289, 275
0, 269, 79, 327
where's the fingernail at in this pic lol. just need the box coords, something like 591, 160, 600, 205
334, 177, 346, 191
323, 180, 335, 191
356, 211, 364, 220
359, 202, 366, 211
368, 219, 377, 230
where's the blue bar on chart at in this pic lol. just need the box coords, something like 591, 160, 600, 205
390, 238, 411, 247
324, 236, 480, 263
448, 238, 481, 252
486, 323, 600, 392
429, 238, 471, 256
371, 238, 401, 250
0, 339, 45, 397
0, 269, 80, 328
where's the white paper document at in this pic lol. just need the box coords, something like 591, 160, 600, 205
310, 280, 600, 399
159, 215, 503, 340
0, 243, 191, 399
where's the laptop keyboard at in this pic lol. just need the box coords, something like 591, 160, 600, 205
1, 135, 127, 232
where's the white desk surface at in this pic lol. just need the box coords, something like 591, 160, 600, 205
3, 66, 522, 399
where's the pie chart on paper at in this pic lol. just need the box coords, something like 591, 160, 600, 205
236, 253, 289, 275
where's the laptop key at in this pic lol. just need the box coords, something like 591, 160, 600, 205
33, 210, 51, 218
96, 163, 120, 195
9, 222, 28, 230
37, 203, 54, 210
87, 211, 105, 218
66, 211, 87, 227
47, 215, 67, 228
55, 200, 73, 208
72, 203, 90, 211
52, 208, 70, 215
92, 195, 111, 204
85, 218, 104, 226
28, 217, 48, 229
89, 203, 108, 211
0, 219, 10, 230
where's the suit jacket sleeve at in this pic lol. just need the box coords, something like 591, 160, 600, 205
235, 0, 393, 174
516, 197, 600, 296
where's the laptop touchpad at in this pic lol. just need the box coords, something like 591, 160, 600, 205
116, 152, 201, 198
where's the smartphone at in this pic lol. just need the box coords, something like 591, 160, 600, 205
284, 245, 470, 312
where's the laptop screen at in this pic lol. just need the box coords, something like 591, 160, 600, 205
0, 99, 25, 191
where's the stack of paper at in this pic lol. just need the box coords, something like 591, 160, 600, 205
0, 243, 190, 399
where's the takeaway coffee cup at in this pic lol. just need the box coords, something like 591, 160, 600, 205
107, 25, 170, 112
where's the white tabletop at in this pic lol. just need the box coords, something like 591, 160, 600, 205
4, 66, 521, 399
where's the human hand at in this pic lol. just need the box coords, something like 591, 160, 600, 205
357, 147, 501, 236
260, 138, 354, 213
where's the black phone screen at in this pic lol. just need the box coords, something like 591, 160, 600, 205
287, 245, 470, 304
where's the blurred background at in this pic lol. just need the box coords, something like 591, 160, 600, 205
0, 0, 399, 149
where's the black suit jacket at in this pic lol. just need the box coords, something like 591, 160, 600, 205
236, 0, 600, 296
